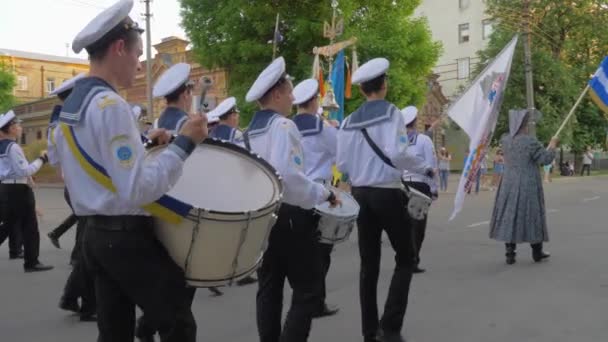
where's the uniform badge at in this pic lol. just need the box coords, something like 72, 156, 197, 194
110, 135, 135, 168
291, 147, 303, 170
98, 95, 117, 110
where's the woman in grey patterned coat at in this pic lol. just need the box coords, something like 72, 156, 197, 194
489, 110, 558, 264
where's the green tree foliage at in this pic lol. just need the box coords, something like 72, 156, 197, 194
181, 0, 441, 124
477, 0, 608, 151
0, 63, 15, 113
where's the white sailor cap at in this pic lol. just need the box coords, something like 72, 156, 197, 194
49, 73, 86, 97
246, 57, 288, 103
292, 79, 319, 105
0, 110, 19, 129
207, 97, 238, 123
401, 106, 418, 126
352, 58, 390, 85
72, 0, 143, 54
153, 63, 192, 98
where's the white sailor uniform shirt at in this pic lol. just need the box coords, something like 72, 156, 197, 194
0, 139, 43, 184
157, 106, 188, 135
53, 76, 193, 216
239, 109, 330, 210
293, 113, 337, 184
402, 131, 438, 193
47, 104, 62, 167
337, 100, 431, 188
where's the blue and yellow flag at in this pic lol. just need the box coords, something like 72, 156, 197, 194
589, 56, 608, 114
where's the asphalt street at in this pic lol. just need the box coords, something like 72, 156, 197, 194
1, 176, 607, 342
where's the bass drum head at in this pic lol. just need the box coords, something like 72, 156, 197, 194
147, 139, 282, 212
315, 186, 359, 218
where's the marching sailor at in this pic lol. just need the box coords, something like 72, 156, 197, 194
400, 106, 438, 274
53, 0, 206, 340
0, 111, 53, 273
153, 62, 194, 135
242, 57, 340, 342
291, 78, 340, 319
336, 58, 433, 342
207, 96, 243, 143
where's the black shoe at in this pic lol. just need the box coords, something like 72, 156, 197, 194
137, 336, 156, 342
312, 303, 339, 318
505, 243, 516, 265
208, 287, 223, 296
59, 298, 80, 313
412, 265, 426, 274
531, 243, 550, 262
25, 263, 54, 273
236, 275, 257, 286
9, 251, 24, 259
533, 251, 550, 262
47, 232, 61, 249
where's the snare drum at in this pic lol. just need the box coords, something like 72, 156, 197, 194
314, 187, 359, 244
403, 185, 432, 220
146, 139, 283, 287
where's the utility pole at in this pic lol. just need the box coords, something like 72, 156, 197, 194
143, 0, 154, 119
522, 0, 536, 136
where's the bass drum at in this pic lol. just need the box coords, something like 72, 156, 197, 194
146, 139, 283, 287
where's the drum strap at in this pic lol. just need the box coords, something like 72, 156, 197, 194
242, 131, 252, 151
361, 128, 412, 193
60, 124, 192, 224
361, 128, 395, 168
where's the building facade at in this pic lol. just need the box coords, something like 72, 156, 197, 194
415, 0, 492, 99
11, 37, 228, 146
0, 48, 89, 104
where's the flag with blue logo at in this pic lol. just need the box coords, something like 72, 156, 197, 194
588, 56, 608, 114
329, 50, 345, 123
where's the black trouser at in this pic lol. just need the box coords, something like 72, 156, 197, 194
351, 187, 414, 339
7, 218, 23, 258
82, 216, 196, 342
0, 184, 41, 268
62, 219, 96, 314
581, 164, 591, 176
403, 181, 431, 267
50, 188, 78, 241
256, 204, 323, 342
317, 242, 333, 309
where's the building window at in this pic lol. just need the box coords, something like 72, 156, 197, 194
20, 133, 26, 145
36, 130, 42, 140
459, 23, 470, 43
46, 78, 56, 93
457, 58, 470, 80
17, 76, 28, 91
483, 19, 494, 40
459, 0, 470, 9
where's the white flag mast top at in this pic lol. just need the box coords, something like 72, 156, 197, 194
448, 36, 519, 220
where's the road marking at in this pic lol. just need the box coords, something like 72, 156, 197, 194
467, 220, 490, 228
583, 196, 600, 203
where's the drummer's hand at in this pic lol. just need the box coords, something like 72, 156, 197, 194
147, 129, 171, 145
180, 113, 208, 144
329, 197, 342, 209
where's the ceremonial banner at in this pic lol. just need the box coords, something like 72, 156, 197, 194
449, 36, 518, 220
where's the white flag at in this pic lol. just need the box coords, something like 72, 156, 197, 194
449, 36, 519, 220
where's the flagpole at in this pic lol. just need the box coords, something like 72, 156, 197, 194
552, 84, 590, 140
272, 13, 280, 60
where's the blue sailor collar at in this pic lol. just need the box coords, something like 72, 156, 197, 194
342, 99, 399, 130
59, 77, 116, 126
293, 113, 323, 137
245, 109, 280, 138
49, 105, 62, 128
407, 130, 418, 145
0, 139, 15, 157
157, 106, 188, 131
211, 124, 236, 141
